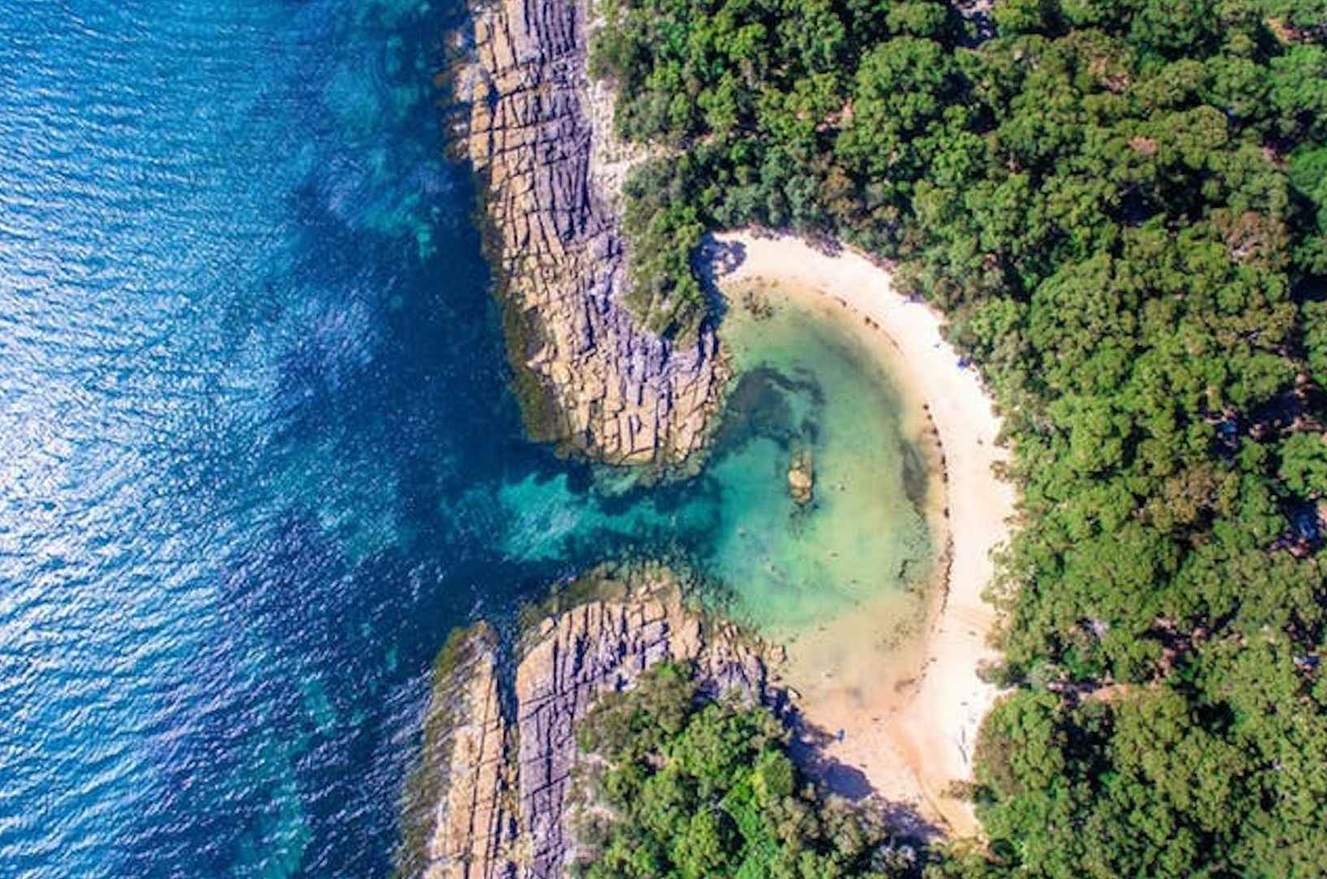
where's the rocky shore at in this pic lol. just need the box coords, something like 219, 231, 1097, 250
457, 0, 725, 466
399, 625, 516, 879
401, 569, 773, 879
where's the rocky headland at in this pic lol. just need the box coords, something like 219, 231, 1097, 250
399, 568, 775, 879
457, 0, 725, 466
398, 624, 516, 879
419, 0, 1013, 861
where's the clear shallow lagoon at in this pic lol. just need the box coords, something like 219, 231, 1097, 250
0, 2, 931, 877
705, 290, 933, 631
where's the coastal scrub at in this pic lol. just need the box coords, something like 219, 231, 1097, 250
570, 662, 921, 878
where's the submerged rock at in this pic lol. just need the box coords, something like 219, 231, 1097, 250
788, 447, 815, 505
456, 0, 725, 467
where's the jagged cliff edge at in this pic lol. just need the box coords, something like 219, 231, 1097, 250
400, 570, 773, 879
455, 0, 725, 466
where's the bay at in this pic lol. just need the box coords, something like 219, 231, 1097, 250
0, 2, 932, 876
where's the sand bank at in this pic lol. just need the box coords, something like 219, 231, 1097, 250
711, 230, 1018, 835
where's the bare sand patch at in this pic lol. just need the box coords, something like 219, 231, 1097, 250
711, 230, 1017, 836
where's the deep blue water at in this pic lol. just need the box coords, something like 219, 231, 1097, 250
0, 2, 930, 877
0, 2, 560, 875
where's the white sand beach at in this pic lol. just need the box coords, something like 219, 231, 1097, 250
711, 230, 1018, 835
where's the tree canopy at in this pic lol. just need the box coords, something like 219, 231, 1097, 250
571, 663, 918, 878
593, 0, 1327, 874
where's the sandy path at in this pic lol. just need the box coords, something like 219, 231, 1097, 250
711, 230, 1017, 835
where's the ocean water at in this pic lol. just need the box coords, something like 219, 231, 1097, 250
0, 2, 931, 878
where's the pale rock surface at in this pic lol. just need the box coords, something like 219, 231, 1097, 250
408, 574, 770, 879
460, 0, 723, 465
416, 625, 518, 879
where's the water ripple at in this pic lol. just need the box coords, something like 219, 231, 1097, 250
0, 0, 505, 876
0, 1, 937, 876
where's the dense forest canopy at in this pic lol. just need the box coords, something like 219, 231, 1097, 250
592, 0, 1327, 875
571, 663, 919, 878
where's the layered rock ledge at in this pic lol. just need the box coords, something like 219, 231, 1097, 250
458, 0, 725, 466
401, 569, 772, 879
399, 625, 517, 879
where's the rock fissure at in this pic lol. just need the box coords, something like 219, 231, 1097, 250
458, 0, 724, 467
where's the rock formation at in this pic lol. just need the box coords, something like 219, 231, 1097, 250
788, 447, 815, 505
458, 0, 725, 466
402, 570, 771, 879
402, 624, 518, 879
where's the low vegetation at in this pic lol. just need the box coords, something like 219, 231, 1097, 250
593, 0, 1327, 874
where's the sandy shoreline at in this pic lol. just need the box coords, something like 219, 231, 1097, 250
711, 230, 1017, 835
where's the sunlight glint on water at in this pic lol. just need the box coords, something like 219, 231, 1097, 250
0, 2, 933, 876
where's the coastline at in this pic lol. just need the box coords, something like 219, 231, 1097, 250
710, 230, 1018, 835
454, 0, 724, 468
399, 566, 775, 878
451, 0, 1015, 840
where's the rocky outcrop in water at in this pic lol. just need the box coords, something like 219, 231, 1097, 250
401, 625, 518, 879
458, 0, 725, 466
788, 447, 815, 505
401, 571, 771, 879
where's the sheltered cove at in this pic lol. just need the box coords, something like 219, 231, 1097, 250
700, 285, 939, 633
709, 231, 1018, 834
408, 0, 1018, 871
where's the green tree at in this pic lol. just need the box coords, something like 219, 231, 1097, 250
1279, 431, 1327, 497
590, 1, 1327, 873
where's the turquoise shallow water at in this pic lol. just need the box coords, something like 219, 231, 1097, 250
0, 3, 931, 877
